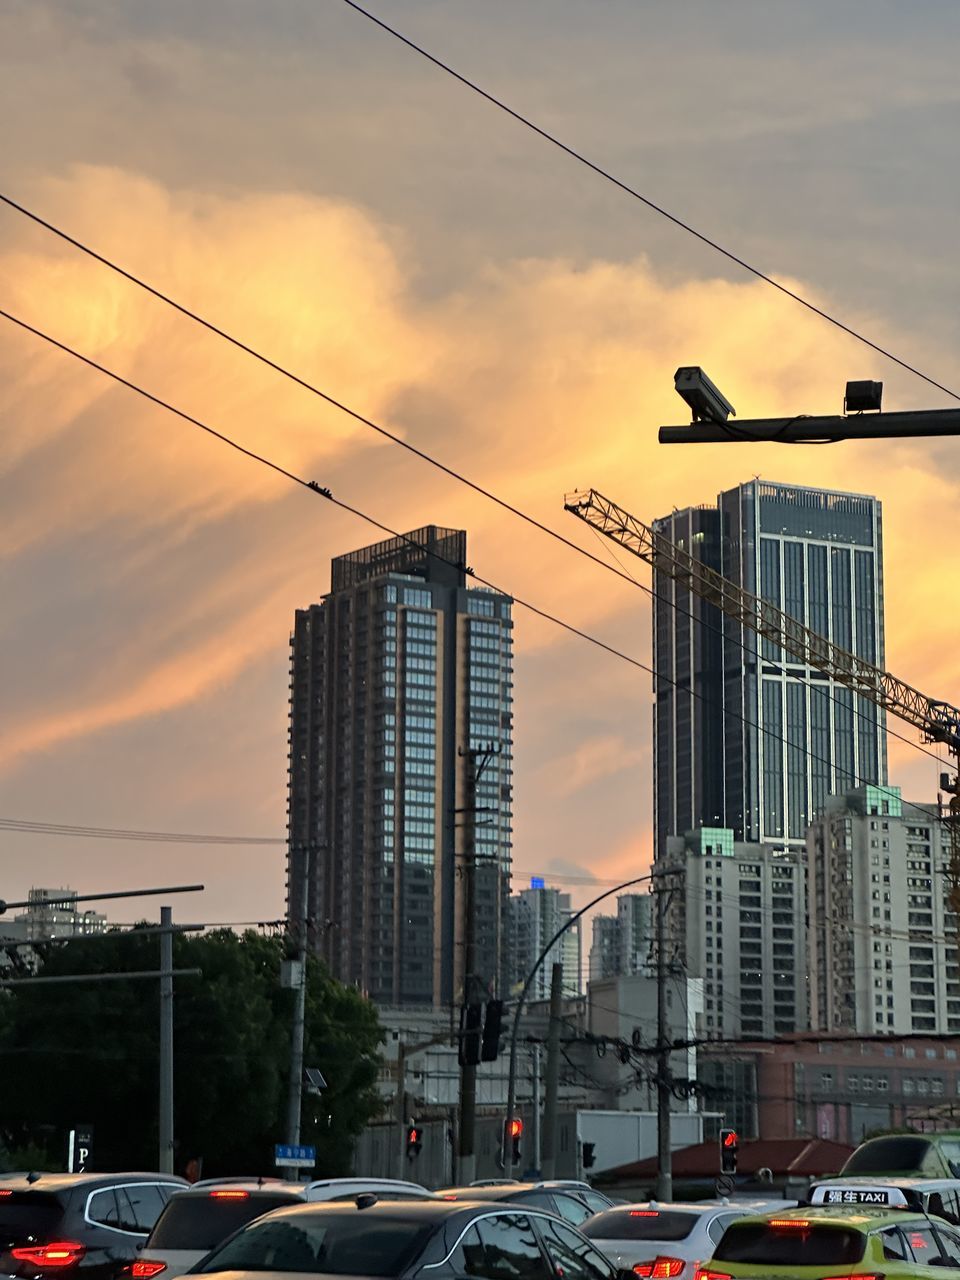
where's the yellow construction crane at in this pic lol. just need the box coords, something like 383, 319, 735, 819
563, 487, 960, 909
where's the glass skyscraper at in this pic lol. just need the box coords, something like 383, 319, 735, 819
653, 479, 886, 855
287, 526, 514, 1007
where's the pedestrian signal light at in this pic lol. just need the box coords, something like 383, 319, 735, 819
719, 1127, 738, 1175
406, 1125, 422, 1159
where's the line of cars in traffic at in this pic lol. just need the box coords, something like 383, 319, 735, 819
7, 1133, 960, 1280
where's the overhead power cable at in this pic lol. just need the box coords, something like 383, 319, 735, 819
0, 304, 946, 835
0, 195, 950, 786
339, 0, 960, 406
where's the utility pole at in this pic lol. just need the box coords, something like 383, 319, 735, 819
395, 1040, 409, 1181
285, 842, 309, 1181
457, 752, 480, 1185
456, 743, 499, 1185
530, 1045, 541, 1178
655, 872, 673, 1202
540, 961, 564, 1180
159, 905, 174, 1175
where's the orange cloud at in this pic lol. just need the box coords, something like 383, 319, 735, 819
3, 166, 958, 906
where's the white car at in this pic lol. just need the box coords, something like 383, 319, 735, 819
581, 1201, 792, 1280
133, 1177, 434, 1280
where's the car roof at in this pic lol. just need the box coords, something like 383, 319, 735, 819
597, 1202, 734, 1215
180, 1183, 303, 1196
732, 1206, 925, 1229
240, 1198, 513, 1225
438, 1184, 579, 1202
0, 1173, 185, 1193
814, 1176, 960, 1190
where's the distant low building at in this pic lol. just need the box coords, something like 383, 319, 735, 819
700, 1032, 960, 1144
14, 888, 106, 940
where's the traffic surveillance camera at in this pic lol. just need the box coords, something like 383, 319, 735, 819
844, 380, 883, 413
674, 367, 736, 424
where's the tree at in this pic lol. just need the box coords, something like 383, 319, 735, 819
0, 929, 383, 1175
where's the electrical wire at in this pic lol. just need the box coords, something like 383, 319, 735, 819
0, 191, 952, 788
0, 303, 950, 841
340, 0, 960, 407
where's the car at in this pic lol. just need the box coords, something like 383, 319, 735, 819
696, 1205, 960, 1280
807, 1176, 960, 1224
436, 1182, 604, 1228
581, 1202, 784, 1280
188, 1195, 639, 1280
842, 1133, 960, 1180
133, 1178, 435, 1280
0, 1172, 186, 1280
532, 1183, 620, 1215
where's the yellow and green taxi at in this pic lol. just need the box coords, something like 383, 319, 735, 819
696, 1205, 960, 1280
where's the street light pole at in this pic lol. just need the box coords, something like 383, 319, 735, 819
503, 871, 657, 1178
659, 408, 960, 445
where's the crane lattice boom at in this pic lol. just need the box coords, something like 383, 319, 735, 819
564, 487, 960, 756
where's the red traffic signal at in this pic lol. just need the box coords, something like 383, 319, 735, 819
507, 1118, 523, 1139
406, 1125, 422, 1159
719, 1128, 738, 1176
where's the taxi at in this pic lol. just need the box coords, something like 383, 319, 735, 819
695, 1205, 960, 1280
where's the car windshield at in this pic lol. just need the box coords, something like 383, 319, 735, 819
148, 1194, 298, 1249
714, 1223, 865, 1266
583, 1210, 698, 1241
196, 1212, 433, 1276
0, 1194, 65, 1248
843, 1138, 932, 1174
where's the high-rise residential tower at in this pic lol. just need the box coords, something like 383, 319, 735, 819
286, 526, 514, 1008
653, 479, 886, 856
808, 785, 959, 1036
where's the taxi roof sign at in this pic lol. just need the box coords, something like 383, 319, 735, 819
810, 1185, 909, 1208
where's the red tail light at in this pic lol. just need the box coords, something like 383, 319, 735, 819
0, 1191, 11, 1198
209, 1189, 249, 1199
635, 1259, 684, 1279
132, 1263, 167, 1278
10, 1243, 86, 1269
770, 1219, 810, 1228
630, 1211, 661, 1217
651, 1261, 684, 1279
695, 1270, 731, 1280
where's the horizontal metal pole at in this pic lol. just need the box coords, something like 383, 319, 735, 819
0, 884, 205, 913
659, 407, 960, 444
0, 968, 202, 987
0, 924, 205, 949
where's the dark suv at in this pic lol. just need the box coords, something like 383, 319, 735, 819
0, 1173, 187, 1280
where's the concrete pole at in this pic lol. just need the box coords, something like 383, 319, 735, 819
285, 844, 308, 1181
159, 906, 174, 1175
540, 962, 564, 1180
284, 958, 307, 1179
457, 753, 479, 1185
530, 1045, 541, 1178
656, 876, 673, 1202
395, 1041, 408, 1180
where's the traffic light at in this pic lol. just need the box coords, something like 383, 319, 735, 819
719, 1128, 738, 1175
480, 1000, 505, 1062
406, 1125, 422, 1160
505, 1117, 523, 1164
582, 1142, 596, 1169
459, 1002, 483, 1067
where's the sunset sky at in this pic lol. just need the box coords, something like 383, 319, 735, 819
3, 0, 960, 927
